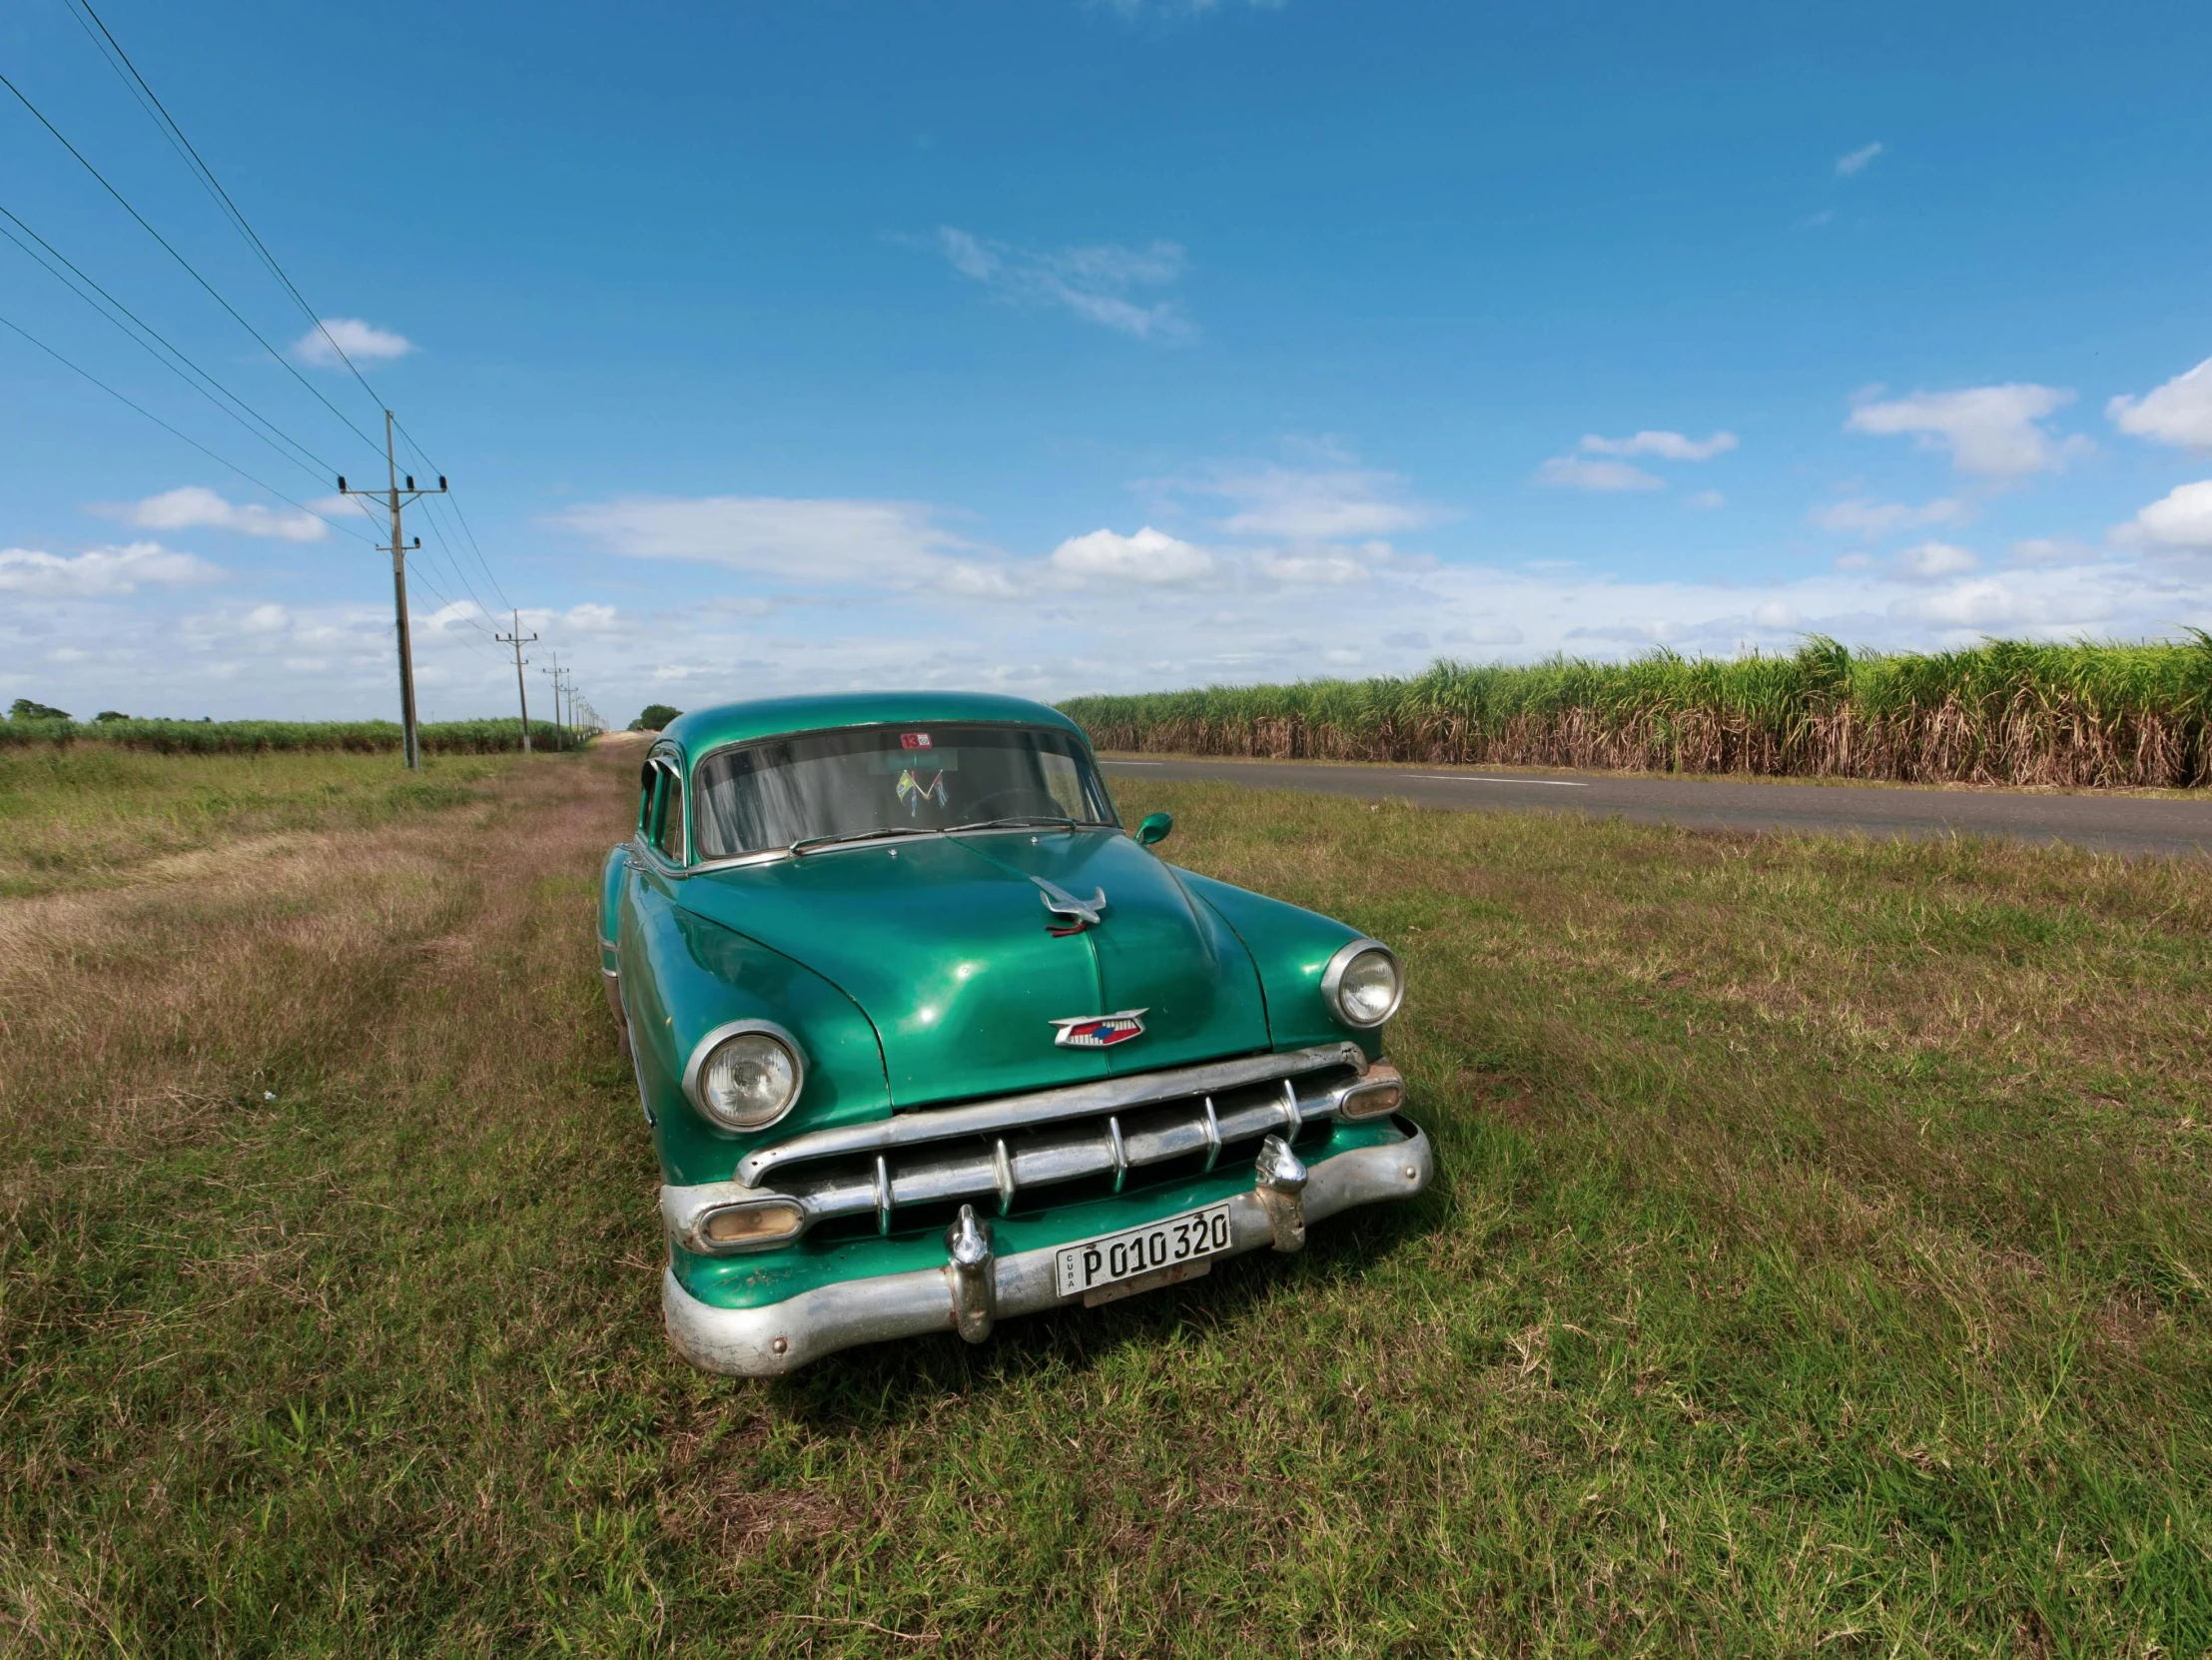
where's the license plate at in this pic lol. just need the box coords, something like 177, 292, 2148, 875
1055, 1203, 1234, 1302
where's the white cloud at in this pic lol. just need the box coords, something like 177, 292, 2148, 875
1253, 550, 1370, 584
29, 443, 2212, 722
0, 541, 223, 597
2115, 479, 2212, 549
96, 485, 327, 542
1579, 429, 1738, 460
420, 599, 488, 632
2107, 357, 2212, 451
1682, 489, 1727, 511
929, 228, 1193, 342
548, 495, 1001, 590
2011, 537, 2092, 566
1892, 541, 1980, 580
1812, 496, 1971, 536
1050, 526, 1215, 585
1890, 578, 2024, 627
1198, 460, 1438, 540
1535, 455, 1664, 491
295, 318, 415, 366
1845, 384, 2082, 477
1836, 142, 1883, 178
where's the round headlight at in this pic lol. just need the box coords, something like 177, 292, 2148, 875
684, 1024, 803, 1131
1321, 941, 1403, 1029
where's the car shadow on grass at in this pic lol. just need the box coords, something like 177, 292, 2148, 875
761, 1192, 1446, 1430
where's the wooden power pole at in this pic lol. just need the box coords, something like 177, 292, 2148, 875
496, 610, 538, 753
540, 654, 564, 751
338, 412, 445, 770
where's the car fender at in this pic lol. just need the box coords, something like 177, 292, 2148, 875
621, 866, 892, 1187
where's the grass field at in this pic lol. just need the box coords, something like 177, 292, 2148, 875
0, 716, 569, 756
3, 750, 2208, 1655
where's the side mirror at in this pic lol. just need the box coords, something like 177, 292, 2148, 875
1134, 812, 1173, 847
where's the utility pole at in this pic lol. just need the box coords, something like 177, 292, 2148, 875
496, 610, 538, 753
540, 653, 564, 751
338, 412, 445, 770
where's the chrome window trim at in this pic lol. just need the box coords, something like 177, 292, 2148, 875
645, 821, 1124, 880
1320, 939, 1404, 1030
735, 1042, 1364, 1188
645, 753, 689, 867
681, 1018, 808, 1133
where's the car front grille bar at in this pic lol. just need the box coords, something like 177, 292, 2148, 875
665, 1044, 1396, 1252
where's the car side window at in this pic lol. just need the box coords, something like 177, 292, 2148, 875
636, 762, 658, 838
653, 763, 686, 864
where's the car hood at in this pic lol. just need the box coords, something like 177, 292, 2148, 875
672, 830, 1270, 1108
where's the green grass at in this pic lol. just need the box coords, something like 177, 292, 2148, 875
0, 745, 513, 896
1063, 635, 2212, 788
0, 716, 572, 755
2, 755, 2208, 1654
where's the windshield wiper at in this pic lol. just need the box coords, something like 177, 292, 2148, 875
942, 814, 1085, 833
787, 826, 937, 856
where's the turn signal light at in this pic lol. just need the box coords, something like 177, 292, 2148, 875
1339, 1064, 1406, 1121
697, 1199, 805, 1250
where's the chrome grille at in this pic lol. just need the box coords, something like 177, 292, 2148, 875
788, 1070, 1350, 1234
673, 1044, 1386, 1247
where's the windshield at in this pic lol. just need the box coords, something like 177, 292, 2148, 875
690, 722, 1118, 859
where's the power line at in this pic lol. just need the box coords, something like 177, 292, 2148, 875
0, 201, 342, 485
400, 484, 500, 629
43, 7, 515, 616
0, 306, 376, 545
336, 487, 498, 641
0, 67, 386, 461
393, 416, 509, 610
59, 0, 398, 415
19, 12, 520, 704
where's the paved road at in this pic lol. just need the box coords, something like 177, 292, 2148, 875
1100, 756, 2212, 859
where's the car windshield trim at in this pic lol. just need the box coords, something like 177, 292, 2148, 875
689, 721, 1119, 862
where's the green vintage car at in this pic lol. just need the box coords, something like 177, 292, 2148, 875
601, 692, 1431, 1374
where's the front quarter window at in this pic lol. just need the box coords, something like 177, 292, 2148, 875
654, 763, 687, 863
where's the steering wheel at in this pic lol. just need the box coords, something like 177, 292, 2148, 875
956, 788, 1044, 819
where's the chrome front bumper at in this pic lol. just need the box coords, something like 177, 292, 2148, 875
662, 1122, 1432, 1376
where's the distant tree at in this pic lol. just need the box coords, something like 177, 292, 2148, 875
9, 698, 70, 721
635, 703, 682, 731
94, 710, 130, 722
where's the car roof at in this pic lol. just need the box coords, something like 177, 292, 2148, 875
658, 691, 1088, 764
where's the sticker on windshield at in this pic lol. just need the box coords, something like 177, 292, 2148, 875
901, 732, 932, 749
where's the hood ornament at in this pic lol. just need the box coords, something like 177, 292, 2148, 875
1034, 875, 1107, 936
1051, 1009, 1147, 1049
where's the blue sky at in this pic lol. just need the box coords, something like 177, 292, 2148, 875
5, 0, 2211, 724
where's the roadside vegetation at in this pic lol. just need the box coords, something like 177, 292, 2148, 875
1063, 635, 2212, 789
2, 752, 2207, 1654
0, 713, 567, 755
0, 746, 501, 898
